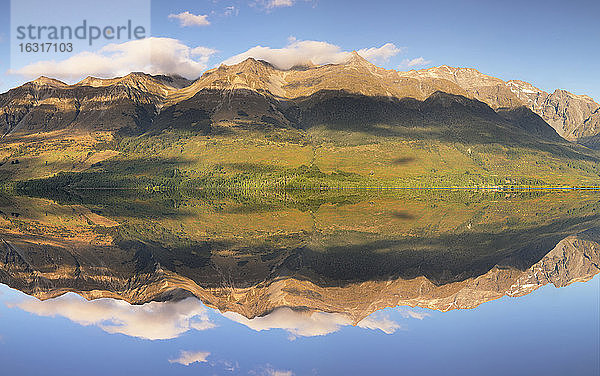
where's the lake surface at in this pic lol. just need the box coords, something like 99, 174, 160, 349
0, 190, 598, 375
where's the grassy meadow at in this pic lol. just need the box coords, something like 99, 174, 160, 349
0, 122, 599, 192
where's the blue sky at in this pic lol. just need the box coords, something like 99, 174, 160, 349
0, 0, 599, 100
1, 276, 598, 375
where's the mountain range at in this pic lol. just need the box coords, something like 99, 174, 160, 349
2, 52, 598, 143
1, 53, 599, 187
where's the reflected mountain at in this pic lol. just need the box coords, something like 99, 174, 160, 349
0, 190, 599, 328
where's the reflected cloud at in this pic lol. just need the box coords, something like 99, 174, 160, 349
169, 350, 211, 366
265, 368, 294, 376
250, 364, 294, 376
11, 295, 216, 340
397, 308, 431, 320
223, 307, 399, 338
357, 314, 401, 334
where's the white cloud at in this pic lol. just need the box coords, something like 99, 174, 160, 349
191, 46, 218, 58
13, 294, 216, 340
224, 6, 239, 17
8, 37, 402, 82
265, 367, 294, 376
191, 320, 217, 331
356, 43, 403, 65
251, 365, 294, 376
168, 11, 210, 27
267, 0, 294, 8
8, 37, 217, 81
169, 350, 210, 366
399, 57, 432, 69
223, 308, 346, 337
397, 308, 431, 320
223, 307, 399, 338
222, 39, 401, 70
357, 314, 401, 334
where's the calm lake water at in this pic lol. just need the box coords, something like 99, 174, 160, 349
0, 190, 598, 375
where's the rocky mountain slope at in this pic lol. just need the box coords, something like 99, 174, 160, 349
1, 54, 597, 146
0, 73, 179, 135
1, 55, 599, 189
404, 66, 600, 143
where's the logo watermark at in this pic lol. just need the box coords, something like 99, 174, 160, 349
16, 20, 147, 46
10, 0, 151, 78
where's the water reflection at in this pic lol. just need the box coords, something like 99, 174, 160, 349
0, 190, 598, 374
11, 295, 215, 340
223, 308, 400, 338
0, 191, 598, 326
10, 291, 402, 340
4, 229, 597, 340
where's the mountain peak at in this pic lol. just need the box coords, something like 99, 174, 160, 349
346, 50, 370, 64
76, 76, 111, 87
289, 60, 317, 70
124, 71, 150, 79
32, 76, 66, 87
551, 88, 597, 102
234, 57, 276, 70
75, 72, 165, 88
342, 50, 380, 72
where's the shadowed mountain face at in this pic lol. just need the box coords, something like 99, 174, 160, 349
1, 55, 597, 144
0, 191, 598, 322
0, 73, 175, 135
399, 66, 600, 144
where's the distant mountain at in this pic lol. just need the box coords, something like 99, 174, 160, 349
404, 66, 600, 144
182, 55, 599, 145
0, 72, 184, 135
1, 55, 600, 188
1, 54, 597, 144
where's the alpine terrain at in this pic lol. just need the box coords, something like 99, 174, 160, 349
1, 52, 599, 189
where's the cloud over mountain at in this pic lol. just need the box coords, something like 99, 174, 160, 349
356, 43, 403, 65
399, 57, 432, 68
9, 37, 217, 81
222, 38, 401, 70
8, 37, 403, 83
